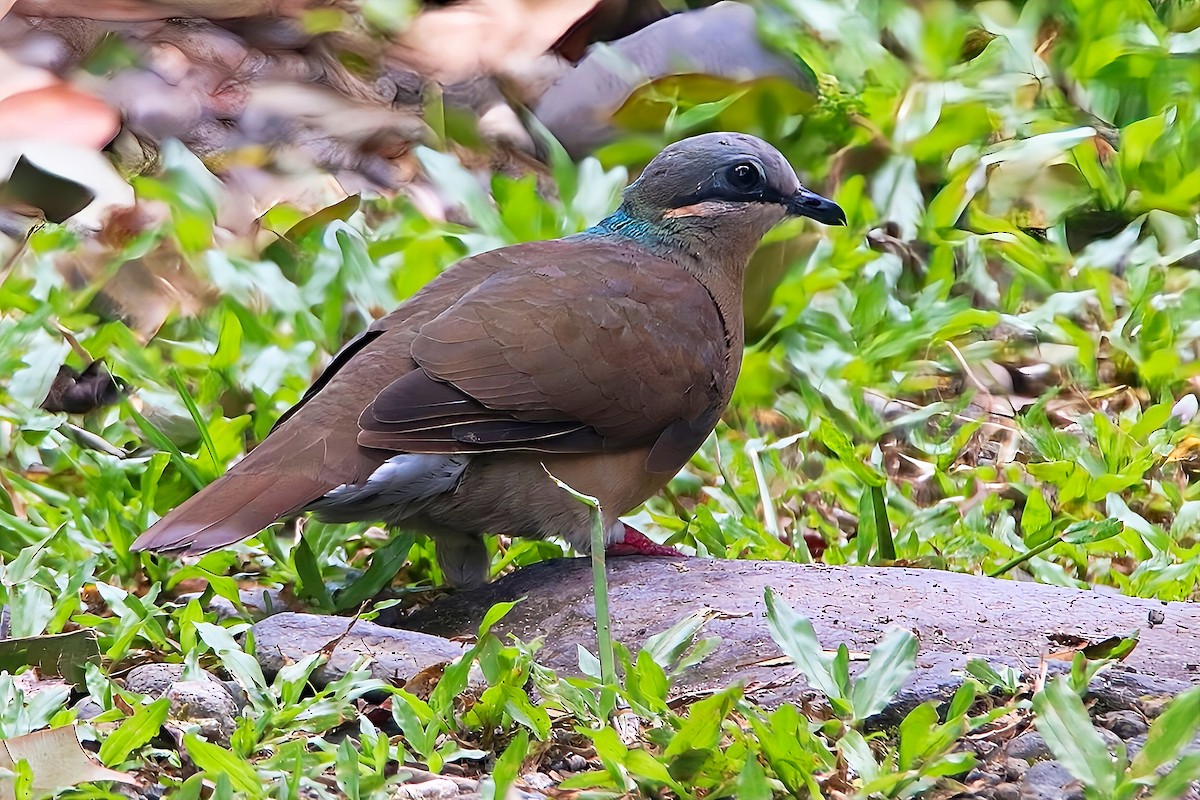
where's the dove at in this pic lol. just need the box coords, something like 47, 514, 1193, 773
131, 132, 846, 585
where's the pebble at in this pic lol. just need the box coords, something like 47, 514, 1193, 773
1019, 761, 1080, 800
1004, 757, 1029, 781
1006, 732, 1052, 763
124, 662, 221, 697
71, 697, 105, 721
520, 772, 555, 790
390, 778, 460, 799
564, 754, 587, 772
252, 613, 473, 689
994, 782, 1020, 800
165, 679, 240, 744
1100, 710, 1147, 739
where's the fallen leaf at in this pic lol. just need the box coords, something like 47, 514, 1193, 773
0, 629, 102, 687
0, 726, 137, 800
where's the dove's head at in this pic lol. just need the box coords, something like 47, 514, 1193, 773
600, 132, 845, 266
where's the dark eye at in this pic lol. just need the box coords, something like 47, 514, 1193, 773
726, 162, 763, 192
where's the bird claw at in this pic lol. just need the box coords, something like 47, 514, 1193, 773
606, 523, 684, 557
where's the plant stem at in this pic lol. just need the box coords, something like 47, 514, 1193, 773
588, 503, 617, 689
987, 536, 1060, 578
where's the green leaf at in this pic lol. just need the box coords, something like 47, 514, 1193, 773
735, 756, 772, 800
1032, 677, 1119, 795
664, 685, 740, 781
898, 702, 938, 771
1151, 753, 1200, 800
98, 697, 169, 766
1022, 486, 1053, 538
484, 734, 528, 800
293, 534, 334, 611
335, 739, 360, 800
1062, 518, 1124, 545
764, 589, 844, 701
478, 599, 520, 637
333, 532, 415, 611
1130, 686, 1200, 778
849, 627, 918, 722
184, 734, 262, 798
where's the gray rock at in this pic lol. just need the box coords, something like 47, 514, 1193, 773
71, 697, 105, 721
389, 778, 462, 799
124, 663, 222, 697
1020, 761, 1081, 800
1099, 709, 1148, 739
1007, 733, 1052, 763
520, 772, 555, 790
401, 559, 1200, 710
252, 612, 469, 687
994, 783, 1020, 800
1005, 757, 1029, 780
1096, 726, 1125, 754
165, 679, 239, 744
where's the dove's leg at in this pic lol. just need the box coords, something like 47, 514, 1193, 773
606, 522, 683, 557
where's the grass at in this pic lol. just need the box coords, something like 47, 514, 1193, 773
2, 0, 1200, 796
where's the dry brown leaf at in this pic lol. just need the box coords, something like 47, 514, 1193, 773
0, 726, 137, 800
391, 0, 600, 83
0, 85, 119, 148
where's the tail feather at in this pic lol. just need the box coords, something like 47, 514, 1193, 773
131, 471, 332, 555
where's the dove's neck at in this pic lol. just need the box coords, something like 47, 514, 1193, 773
588, 205, 759, 276
587, 204, 753, 336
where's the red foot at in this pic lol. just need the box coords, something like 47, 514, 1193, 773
605, 523, 684, 557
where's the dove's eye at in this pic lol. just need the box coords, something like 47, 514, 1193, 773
726, 162, 763, 192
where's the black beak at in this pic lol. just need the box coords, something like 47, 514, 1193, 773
787, 187, 847, 226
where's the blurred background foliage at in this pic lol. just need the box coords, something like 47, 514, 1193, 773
2, 0, 1200, 794
4, 0, 1199, 602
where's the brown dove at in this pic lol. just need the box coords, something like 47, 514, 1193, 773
131, 132, 846, 585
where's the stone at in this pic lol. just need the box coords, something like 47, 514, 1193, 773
165, 679, 239, 744
252, 612, 470, 688
399, 559, 1200, 720
390, 778, 461, 799
124, 662, 222, 697
1006, 733, 1052, 763
1004, 757, 1029, 781
520, 772, 555, 790
1100, 709, 1148, 739
71, 697, 105, 721
994, 783, 1020, 800
1019, 761, 1079, 800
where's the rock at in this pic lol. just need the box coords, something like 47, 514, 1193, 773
564, 754, 587, 772
965, 768, 1000, 786
399, 558, 1200, 717
1096, 726, 1125, 753
165, 679, 239, 744
1004, 757, 1029, 781
252, 612, 470, 688
994, 783, 1020, 800
1019, 761, 1081, 800
390, 778, 462, 799
71, 696, 105, 720
124, 662, 222, 697
1007, 733, 1052, 763
520, 773, 555, 791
